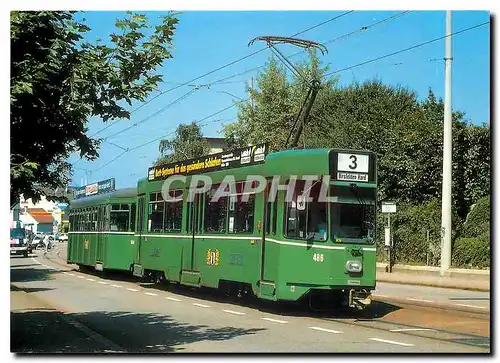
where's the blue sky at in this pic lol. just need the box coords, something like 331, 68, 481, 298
69, 10, 490, 189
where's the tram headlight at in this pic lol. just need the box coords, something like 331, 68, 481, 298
346, 260, 362, 273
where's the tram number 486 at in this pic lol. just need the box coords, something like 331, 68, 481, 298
312, 253, 324, 262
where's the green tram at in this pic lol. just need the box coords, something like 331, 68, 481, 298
68, 188, 138, 272
68, 147, 377, 309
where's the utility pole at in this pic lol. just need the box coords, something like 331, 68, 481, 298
440, 10, 452, 277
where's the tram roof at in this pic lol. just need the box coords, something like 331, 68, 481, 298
69, 187, 137, 209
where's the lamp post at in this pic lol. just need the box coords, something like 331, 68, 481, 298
440, 10, 453, 277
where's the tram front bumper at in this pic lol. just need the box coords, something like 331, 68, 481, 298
348, 289, 372, 308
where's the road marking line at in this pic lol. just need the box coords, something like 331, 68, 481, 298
193, 303, 210, 308
369, 338, 414, 347
309, 326, 343, 334
222, 309, 246, 315
99, 281, 108, 285
165, 297, 182, 302
86, 278, 95, 282
453, 303, 487, 309
406, 298, 433, 303
261, 317, 288, 324
68, 273, 75, 276
145, 292, 157, 296
63, 272, 69, 275
127, 288, 139, 292
390, 328, 435, 332
77, 276, 85, 279
111, 284, 122, 288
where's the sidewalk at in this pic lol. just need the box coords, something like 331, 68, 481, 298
376, 265, 490, 292
11, 285, 119, 353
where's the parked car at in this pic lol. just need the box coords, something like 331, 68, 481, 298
58, 233, 68, 242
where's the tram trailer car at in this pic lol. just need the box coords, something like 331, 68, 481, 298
133, 147, 377, 309
68, 188, 138, 272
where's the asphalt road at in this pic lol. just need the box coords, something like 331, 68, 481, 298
10, 252, 490, 353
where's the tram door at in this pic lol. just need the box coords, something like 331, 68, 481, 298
185, 193, 200, 271
260, 180, 278, 282
135, 195, 145, 264
96, 205, 106, 263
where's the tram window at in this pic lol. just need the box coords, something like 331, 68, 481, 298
74, 212, 79, 231
89, 210, 94, 231
83, 211, 89, 231
149, 196, 165, 232
130, 204, 136, 232
228, 182, 254, 234
164, 190, 182, 232
92, 209, 98, 231
186, 202, 192, 233
204, 185, 227, 233
79, 212, 84, 232
266, 201, 271, 234
272, 200, 278, 234
81, 212, 85, 232
284, 180, 327, 241
110, 204, 129, 232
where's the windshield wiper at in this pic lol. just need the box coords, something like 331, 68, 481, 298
348, 183, 366, 206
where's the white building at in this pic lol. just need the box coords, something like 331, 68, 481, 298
11, 195, 66, 234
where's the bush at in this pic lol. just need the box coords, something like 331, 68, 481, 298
462, 195, 490, 238
452, 234, 490, 269
375, 198, 461, 266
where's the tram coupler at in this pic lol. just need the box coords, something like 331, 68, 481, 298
348, 289, 372, 309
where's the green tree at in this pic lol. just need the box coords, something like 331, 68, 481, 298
154, 122, 210, 165
224, 53, 337, 152
10, 11, 179, 203
419, 90, 490, 219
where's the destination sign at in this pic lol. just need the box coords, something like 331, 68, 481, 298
329, 150, 376, 184
148, 143, 268, 182
73, 178, 116, 199
337, 172, 368, 182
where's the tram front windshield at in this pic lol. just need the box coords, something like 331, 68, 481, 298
330, 186, 375, 243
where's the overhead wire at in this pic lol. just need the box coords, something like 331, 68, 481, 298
322, 20, 490, 78
125, 10, 353, 115
81, 15, 490, 176
101, 88, 197, 142
81, 12, 414, 173
88, 11, 354, 139
208, 11, 411, 87
89, 99, 247, 172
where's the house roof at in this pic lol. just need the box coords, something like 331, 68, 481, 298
28, 208, 54, 224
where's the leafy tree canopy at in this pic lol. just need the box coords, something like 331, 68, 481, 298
224, 54, 490, 220
224, 52, 338, 152
154, 122, 210, 165
10, 11, 179, 203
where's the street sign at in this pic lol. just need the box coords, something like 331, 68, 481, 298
382, 201, 397, 213
73, 178, 115, 199
384, 227, 391, 247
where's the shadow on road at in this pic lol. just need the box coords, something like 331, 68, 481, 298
10, 266, 59, 284
10, 285, 54, 294
11, 309, 265, 353
67, 267, 402, 321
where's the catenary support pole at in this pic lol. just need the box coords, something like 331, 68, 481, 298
440, 10, 453, 277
